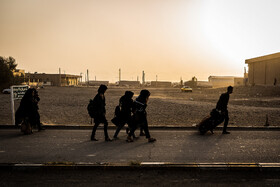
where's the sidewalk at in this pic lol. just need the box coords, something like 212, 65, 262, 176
0, 128, 279, 165
1, 128, 279, 186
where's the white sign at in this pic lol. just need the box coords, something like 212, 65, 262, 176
12, 85, 29, 100
10, 85, 29, 125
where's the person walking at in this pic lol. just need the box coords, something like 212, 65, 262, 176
90, 84, 112, 141
216, 86, 233, 134
112, 91, 134, 139
127, 89, 156, 143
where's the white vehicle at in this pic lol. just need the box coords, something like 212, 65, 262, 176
2, 88, 11, 94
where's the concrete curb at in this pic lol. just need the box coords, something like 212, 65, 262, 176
0, 162, 280, 171
1, 125, 280, 131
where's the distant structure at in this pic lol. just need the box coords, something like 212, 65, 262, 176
196, 81, 212, 88
87, 69, 89, 85
118, 80, 141, 87
243, 67, 249, 86
245, 52, 280, 86
208, 76, 244, 88
150, 81, 172, 87
12, 69, 25, 77
142, 71, 145, 84
184, 76, 198, 88
87, 80, 109, 86
119, 68, 121, 82
25, 73, 81, 86
234, 77, 245, 87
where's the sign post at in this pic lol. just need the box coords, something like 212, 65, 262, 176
10, 85, 29, 125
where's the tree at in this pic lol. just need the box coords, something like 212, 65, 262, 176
0, 56, 19, 90
7, 56, 17, 70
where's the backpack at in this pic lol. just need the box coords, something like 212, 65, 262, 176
114, 105, 121, 117
87, 99, 96, 118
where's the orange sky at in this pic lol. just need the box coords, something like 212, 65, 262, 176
1, 0, 279, 82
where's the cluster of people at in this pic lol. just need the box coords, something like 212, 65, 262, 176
15, 88, 45, 134
89, 84, 156, 143
15, 84, 233, 140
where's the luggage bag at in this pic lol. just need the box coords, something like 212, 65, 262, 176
198, 109, 224, 135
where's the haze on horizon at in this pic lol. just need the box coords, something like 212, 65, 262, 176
0, 0, 279, 82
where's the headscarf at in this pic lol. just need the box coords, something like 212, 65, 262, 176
124, 91, 134, 99
136, 89, 150, 104
98, 84, 107, 94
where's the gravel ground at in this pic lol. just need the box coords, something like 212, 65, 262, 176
0, 86, 279, 127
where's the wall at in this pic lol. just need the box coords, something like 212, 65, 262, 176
150, 81, 172, 87
247, 58, 280, 85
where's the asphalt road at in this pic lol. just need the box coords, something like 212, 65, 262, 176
0, 129, 279, 164
1, 167, 280, 187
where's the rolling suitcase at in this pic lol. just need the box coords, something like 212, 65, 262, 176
198, 109, 224, 135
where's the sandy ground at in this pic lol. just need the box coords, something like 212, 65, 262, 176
0, 86, 279, 127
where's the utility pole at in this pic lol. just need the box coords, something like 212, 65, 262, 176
87, 69, 89, 86
119, 68, 121, 82
142, 71, 145, 85
156, 75, 158, 87
80, 72, 83, 85
59, 68, 61, 86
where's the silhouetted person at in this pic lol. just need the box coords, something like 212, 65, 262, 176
216, 86, 233, 134
113, 91, 134, 139
127, 90, 156, 143
15, 88, 44, 134
32, 89, 44, 131
90, 84, 112, 141
274, 78, 277, 86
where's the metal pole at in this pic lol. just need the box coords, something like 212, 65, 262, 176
59, 68, 61, 86
10, 86, 15, 125
156, 75, 158, 87
119, 68, 121, 82
87, 69, 89, 86
142, 71, 145, 84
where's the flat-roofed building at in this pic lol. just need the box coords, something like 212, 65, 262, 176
118, 81, 141, 87
208, 76, 244, 88
150, 81, 172, 87
245, 52, 280, 86
197, 81, 212, 88
208, 76, 234, 88
25, 73, 81, 86
234, 77, 245, 87
88, 80, 109, 86
12, 69, 25, 77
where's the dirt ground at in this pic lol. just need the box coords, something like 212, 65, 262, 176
0, 86, 279, 127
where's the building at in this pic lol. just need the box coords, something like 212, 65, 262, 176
88, 80, 109, 86
196, 81, 212, 88
208, 76, 245, 88
208, 76, 235, 88
25, 73, 81, 86
150, 81, 172, 87
12, 69, 25, 77
118, 81, 141, 87
234, 77, 245, 87
245, 52, 280, 86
